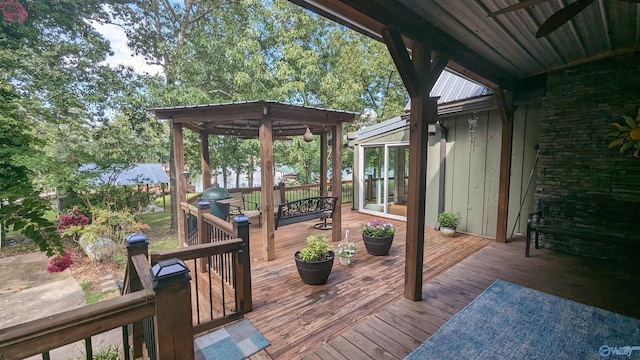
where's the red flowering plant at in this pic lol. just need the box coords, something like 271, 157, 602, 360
0, 1, 27, 23
47, 249, 73, 273
57, 206, 89, 242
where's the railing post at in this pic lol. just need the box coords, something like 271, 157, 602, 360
125, 233, 149, 359
197, 199, 210, 273
152, 258, 194, 360
278, 181, 286, 204
233, 215, 252, 312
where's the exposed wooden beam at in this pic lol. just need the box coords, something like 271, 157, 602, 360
320, 132, 328, 196
288, 0, 515, 89
260, 111, 276, 261
426, 55, 449, 92
494, 88, 514, 244
331, 124, 343, 244
200, 132, 211, 190
172, 122, 186, 248
382, 28, 420, 97
404, 38, 432, 301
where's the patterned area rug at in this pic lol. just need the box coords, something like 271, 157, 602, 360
406, 280, 640, 360
194, 319, 270, 360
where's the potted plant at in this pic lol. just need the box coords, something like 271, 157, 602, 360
294, 234, 335, 285
336, 230, 356, 265
438, 211, 462, 237
360, 219, 396, 256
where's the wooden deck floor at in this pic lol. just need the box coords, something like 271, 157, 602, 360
241, 207, 491, 359
225, 206, 640, 359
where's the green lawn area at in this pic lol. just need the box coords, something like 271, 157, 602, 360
154, 193, 200, 209
138, 211, 178, 252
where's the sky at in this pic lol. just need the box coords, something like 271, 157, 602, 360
90, 20, 164, 76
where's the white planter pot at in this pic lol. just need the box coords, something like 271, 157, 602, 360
440, 227, 457, 238
339, 256, 354, 265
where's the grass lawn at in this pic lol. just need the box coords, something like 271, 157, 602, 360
138, 211, 178, 252
154, 193, 199, 209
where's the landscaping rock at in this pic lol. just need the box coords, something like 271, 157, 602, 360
78, 236, 117, 262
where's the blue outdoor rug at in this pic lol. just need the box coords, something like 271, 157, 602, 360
405, 280, 640, 359
194, 319, 270, 360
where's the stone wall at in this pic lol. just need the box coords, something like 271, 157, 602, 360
535, 52, 640, 262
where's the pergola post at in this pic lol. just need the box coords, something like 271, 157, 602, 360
331, 124, 343, 242
320, 132, 328, 196
200, 132, 211, 190
172, 122, 186, 248
495, 88, 515, 243
259, 108, 276, 261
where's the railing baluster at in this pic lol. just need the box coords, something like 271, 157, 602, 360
208, 255, 213, 320
122, 325, 130, 360
85, 337, 92, 359
143, 316, 157, 360
194, 258, 200, 324
42, 351, 50, 360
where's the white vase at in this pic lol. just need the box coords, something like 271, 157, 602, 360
440, 227, 456, 237
339, 256, 353, 265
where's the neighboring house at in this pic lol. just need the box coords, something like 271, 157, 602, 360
352, 71, 539, 238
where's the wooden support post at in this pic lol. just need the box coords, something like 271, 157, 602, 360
152, 258, 194, 360
197, 200, 210, 273
233, 216, 252, 312
200, 132, 211, 190
259, 108, 276, 261
331, 124, 343, 243
173, 122, 186, 248
320, 132, 328, 196
125, 234, 149, 359
495, 88, 515, 243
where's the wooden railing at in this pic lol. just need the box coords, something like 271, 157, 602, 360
1, 221, 253, 359
0, 248, 156, 360
179, 200, 253, 316
232, 180, 354, 209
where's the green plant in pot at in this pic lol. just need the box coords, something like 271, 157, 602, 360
294, 234, 335, 285
438, 211, 461, 237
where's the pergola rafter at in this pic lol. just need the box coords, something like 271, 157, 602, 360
153, 100, 359, 261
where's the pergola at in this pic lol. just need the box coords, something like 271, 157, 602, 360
152, 101, 358, 261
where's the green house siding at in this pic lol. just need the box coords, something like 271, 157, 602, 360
354, 99, 541, 239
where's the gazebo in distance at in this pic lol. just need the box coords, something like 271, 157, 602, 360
152, 100, 359, 260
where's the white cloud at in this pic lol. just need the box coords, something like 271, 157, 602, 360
90, 21, 164, 76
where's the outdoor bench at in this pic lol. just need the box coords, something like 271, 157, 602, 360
275, 196, 338, 230
525, 198, 634, 257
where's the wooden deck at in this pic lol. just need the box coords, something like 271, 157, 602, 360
216, 206, 640, 359
242, 207, 491, 359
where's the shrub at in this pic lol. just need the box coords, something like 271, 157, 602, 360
438, 211, 462, 229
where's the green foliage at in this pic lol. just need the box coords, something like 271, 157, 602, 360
67, 345, 121, 360
79, 281, 116, 305
298, 234, 331, 262
80, 208, 149, 246
438, 212, 462, 229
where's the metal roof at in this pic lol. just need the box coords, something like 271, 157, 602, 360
290, 0, 640, 87
79, 163, 169, 186
431, 71, 490, 104
357, 95, 496, 141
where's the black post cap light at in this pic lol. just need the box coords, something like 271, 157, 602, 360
125, 233, 148, 248
150, 258, 191, 290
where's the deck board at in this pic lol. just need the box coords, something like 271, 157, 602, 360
237, 206, 640, 359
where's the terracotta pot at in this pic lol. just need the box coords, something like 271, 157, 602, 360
362, 234, 394, 256
294, 250, 335, 285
